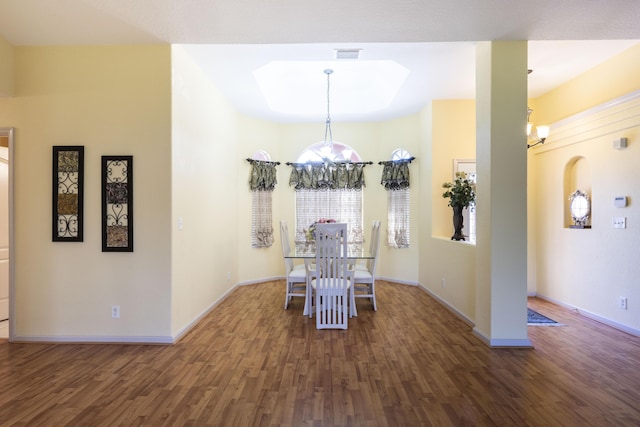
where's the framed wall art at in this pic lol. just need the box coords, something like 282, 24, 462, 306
53, 146, 84, 242
102, 155, 133, 252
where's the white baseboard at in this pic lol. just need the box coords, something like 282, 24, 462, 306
419, 282, 533, 348
238, 276, 283, 286
536, 294, 640, 338
416, 283, 475, 327
171, 282, 242, 342
472, 327, 534, 348
11, 334, 175, 344
378, 276, 418, 286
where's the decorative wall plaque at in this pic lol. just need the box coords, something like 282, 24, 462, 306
102, 156, 133, 252
53, 146, 84, 242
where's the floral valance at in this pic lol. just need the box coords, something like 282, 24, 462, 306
247, 159, 279, 191
379, 157, 415, 190
287, 161, 370, 190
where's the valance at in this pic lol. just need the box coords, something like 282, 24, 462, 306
379, 157, 415, 190
247, 159, 279, 191
287, 161, 370, 190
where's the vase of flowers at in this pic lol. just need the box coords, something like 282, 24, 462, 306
442, 172, 476, 241
305, 218, 336, 242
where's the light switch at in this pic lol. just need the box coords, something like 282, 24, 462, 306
178, 217, 184, 231
612, 217, 626, 229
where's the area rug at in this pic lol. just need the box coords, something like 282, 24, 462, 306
528, 308, 561, 326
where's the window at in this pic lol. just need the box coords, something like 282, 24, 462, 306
453, 159, 476, 243
293, 142, 364, 244
383, 149, 413, 248
248, 151, 277, 248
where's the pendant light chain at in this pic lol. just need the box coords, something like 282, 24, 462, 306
324, 69, 333, 145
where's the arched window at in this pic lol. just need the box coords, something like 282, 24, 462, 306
293, 142, 364, 244
296, 141, 361, 163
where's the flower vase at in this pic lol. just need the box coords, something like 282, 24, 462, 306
451, 205, 465, 241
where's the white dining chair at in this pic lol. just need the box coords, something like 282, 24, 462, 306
280, 221, 307, 309
306, 222, 354, 329
352, 220, 380, 310
354, 220, 380, 271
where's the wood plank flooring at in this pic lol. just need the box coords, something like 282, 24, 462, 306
1, 280, 640, 426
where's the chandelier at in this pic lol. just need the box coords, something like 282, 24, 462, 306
322, 69, 334, 147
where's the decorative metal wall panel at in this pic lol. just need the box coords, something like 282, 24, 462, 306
53, 146, 84, 242
102, 156, 133, 252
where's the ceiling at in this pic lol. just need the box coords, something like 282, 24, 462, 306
1, 0, 639, 122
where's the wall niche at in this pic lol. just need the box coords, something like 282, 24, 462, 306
563, 156, 592, 228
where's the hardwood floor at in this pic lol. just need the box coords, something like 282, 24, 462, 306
1, 280, 640, 426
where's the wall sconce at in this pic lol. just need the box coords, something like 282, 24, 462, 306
527, 107, 550, 148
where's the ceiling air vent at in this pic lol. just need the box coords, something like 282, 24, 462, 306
335, 49, 361, 60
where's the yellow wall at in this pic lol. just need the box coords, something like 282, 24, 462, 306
275, 118, 421, 285
0, 34, 12, 96
1, 46, 173, 341
171, 46, 247, 337
236, 115, 284, 285
431, 100, 476, 238
3, 40, 639, 342
420, 100, 477, 321
529, 43, 640, 334
534, 44, 640, 125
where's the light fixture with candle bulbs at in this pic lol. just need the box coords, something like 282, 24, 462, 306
527, 107, 550, 148
527, 70, 550, 149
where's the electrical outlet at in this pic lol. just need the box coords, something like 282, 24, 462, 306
619, 297, 628, 310
227, 271, 231, 280
112, 305, 120, 318
441, 277, 446, 288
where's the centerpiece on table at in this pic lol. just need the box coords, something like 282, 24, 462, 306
305, 218, 336, 242
442, 172, 476, 241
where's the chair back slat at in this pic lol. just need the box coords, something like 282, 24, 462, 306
314, 223, 349, 329
280, 221, 295, 272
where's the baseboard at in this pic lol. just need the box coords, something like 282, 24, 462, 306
172, 282, 242, 342
472, 327, 534, 348
238, 276, 283, 286
420, 283, 533, 348
378, 276, 418, 286
536, 294, 640, 338
11, 335, 174, 344
416, 283, 475, 327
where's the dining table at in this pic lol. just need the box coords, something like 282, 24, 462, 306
283, 241, 374, 260
284, 241, 374, 316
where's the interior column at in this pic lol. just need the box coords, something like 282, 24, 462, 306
474, 41, 532, 347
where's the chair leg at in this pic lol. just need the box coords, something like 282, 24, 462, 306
350, 287, 357, 317
371, 281, 377, 311
284, 281, 289, 309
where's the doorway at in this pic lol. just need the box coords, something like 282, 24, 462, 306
0, 127, 13, 340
